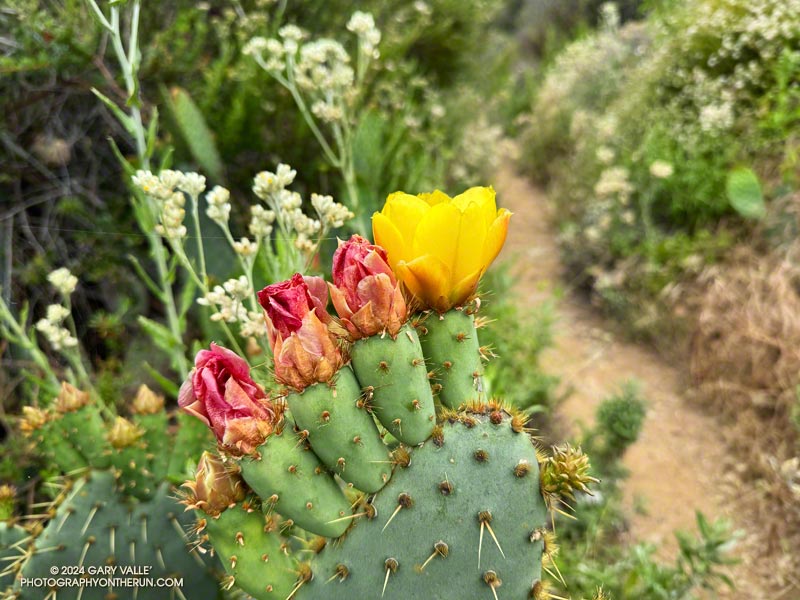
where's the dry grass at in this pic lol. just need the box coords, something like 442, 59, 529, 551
688, 246, 800, 597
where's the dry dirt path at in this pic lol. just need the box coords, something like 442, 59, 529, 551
494, 166, 732, 560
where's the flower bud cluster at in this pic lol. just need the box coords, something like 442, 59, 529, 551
35, 303, 77, 351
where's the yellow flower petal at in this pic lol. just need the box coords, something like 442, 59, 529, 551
452, 200, 487, 283
449, 267, 483, 309
397, 256, 452, 313
372, 212, 407, 269
383, 192, 429, 246
453, 186, 497, 229
412, 202, 461, 278
418, 189, 451, 207
482, 208, 512, 267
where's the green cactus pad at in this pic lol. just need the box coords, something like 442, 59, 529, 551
0, 522, 29, 589
13, 470, 219, 600
238, 428, 352, 538
166, 412, 215, 483
349, 323, 436, 445
31, 419, 87, 474
133, 411, 170, 484
287, 367, 392, 493
418, 309, 484, 409
56, 406, 112, 469
201, 502, 299, 600
297, 412, 547, 599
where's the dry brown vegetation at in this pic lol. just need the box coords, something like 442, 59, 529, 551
689, 246, 800, 596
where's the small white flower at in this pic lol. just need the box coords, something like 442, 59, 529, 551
596, 146, 615, 165
233, 237, 258, 258
47, 268, 78, 296
249, 205, 275, 238
649, 160, 674, 179
206, 185, 232, 224
45, 304, 70, 323
243, 36, 269, 57
347, 12, 376, 36
178, 173, 206, 197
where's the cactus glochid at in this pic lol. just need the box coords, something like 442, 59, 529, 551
180, 194, 597, 600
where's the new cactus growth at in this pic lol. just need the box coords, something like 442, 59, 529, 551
330, 236, 436, 444
237, 426, 352, 538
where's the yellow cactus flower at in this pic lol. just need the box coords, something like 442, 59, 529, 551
372, 186, 511, 312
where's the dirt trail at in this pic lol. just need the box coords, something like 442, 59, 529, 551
494, 166, 731, 558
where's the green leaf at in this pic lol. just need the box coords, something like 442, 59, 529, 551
726, 167, 766, 220
145, 106, 159, 161
143, 362, 179, 397
127, 254, 164, 300
92, 88, 137, 138
137, 315, 179, 352
164, 86, 225, 182
106, 136, 137, 177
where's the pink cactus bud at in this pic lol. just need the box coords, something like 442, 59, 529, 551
258, 274, 343, 391
179, 343, 277, 455
329, 235, 407, 339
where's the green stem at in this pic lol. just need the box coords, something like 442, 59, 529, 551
150, 231, 189, 378
0, 295, 59, 391
166, 237, 248, 360
62, 298, 94, 392
190, 192, 208, 285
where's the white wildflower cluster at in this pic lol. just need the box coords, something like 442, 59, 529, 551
594, 167, 634, 201
649, 160, 674, 179
451, 115, 504, 186
311, 193, 354, 229
131, 169, 205, 241
252, 163, 352, 254
246, 12, 381, 124
347, 11, 381, 59
233, 237, 259, 258
36, 304, 76, 351
47, 268, 77, 297
197, 276, 251, 323
206, 185, 232, 224
249, 205, 276, 239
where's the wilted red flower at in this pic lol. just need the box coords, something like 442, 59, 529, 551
329, 235, 407, 339
179, 343, 276, 455
257, 274, 343, 391
257, 273, 330, 340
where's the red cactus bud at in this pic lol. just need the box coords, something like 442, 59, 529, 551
257, 273, 330, 340
329, 235, 407, 339
179, 343, 277, 455
258, 275, 343, 391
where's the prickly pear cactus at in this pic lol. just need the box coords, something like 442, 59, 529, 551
10, 471, 219, 600
178, 197, 597, 599
2, 384, 220, 599
301, 407, 547, 599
